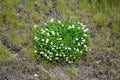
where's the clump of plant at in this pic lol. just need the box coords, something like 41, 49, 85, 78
33, 19, 91, 63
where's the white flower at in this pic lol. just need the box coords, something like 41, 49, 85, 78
51, 31, 55, 35
78, 27, 80, 30
83, 34, 87, 36
84, 28, 89, 32
57, 33, 59, 36
77, 21, 80, 24
68, 47, 71, 50
82, 39, 85, 42
34, 37, 38, 40
34, 74, 38, 77
84, 45, 87, 48
47, 33, 50, 36
81, 42, 84, 44
50, 18, 54, 22
62, 24, 64, 27
52, 47, 55, 50
49, 52, 53, 55
72, 25, 75, 28
68, 26, 72, 29
45, 28, 48, 31
80, 51, 83, 53
44, 23, 46, 25
55, 57, 59, 60
63, 54, 66, 57
47, 56, 49, 59
75, 38, 79, 41
78, 43, 80, 46
51, 42, 53, 45
58, 20, 61, 24
80, 23, 86, 27
46, 38, 49, 43
42, 39, 44, 42
49, 58, 52, 61
56, 54, 59, 56
82, 27, 84, 30
44, 54, 47, 57
59, 54, 62, 56
34, 25, 37, 28
40, 52, 44, 54
34, 50, 37, 53
61, 43, 64, 46
76, 48, 79, 52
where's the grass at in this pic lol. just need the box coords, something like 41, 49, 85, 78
0, 0, 120, 79
0, 42, 11, 61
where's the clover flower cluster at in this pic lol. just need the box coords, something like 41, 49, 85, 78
33, 19, 91, 63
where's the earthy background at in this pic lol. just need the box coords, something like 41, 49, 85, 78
0, 0, 120, 80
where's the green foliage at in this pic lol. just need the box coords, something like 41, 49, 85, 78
0, 42, 11, 61
33, 19, 91, 63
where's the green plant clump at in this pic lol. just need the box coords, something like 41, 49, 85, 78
33, 19, 91, 63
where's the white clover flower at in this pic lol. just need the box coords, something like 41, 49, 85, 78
72, 24, 75, 28
52, 47, 55, 50
42, 39, 44, 42
45, 28, 48, 31
44, 23, 46, 25
78, 27, 80, 30
73, 57, 76, 59
55, 57, 59, 60
50, 18, 54, 22
57, 33, 59, 36
80, 23, 86, 27
68, 47, 71, 50
34, 36, 38, 40
34, 74, 38, 77
58, 20, 61, 24
70, 55, 72, 57
84, 45, 87, 48
46, 38, 49, 43
82, 27, 85, 30
62, 24, 64, 27
51, 42, 53, 45
81, 37, 84, 40
78, 43, 80, 46
59, 54, 62, 56
80, 51, 83, 53
61, 43, 64, 46
57, 38, 62, 40
49, 58, 52, 61
34, 25, 37, 28
44, 54, 47, 57
56, 54, 59, 56
81, 42, 84, 44
34, 50, 37, 53
65, 47, 67, 50
77, 21, 80, 24
47, 33, 50, 36
40, 52, 44, 54
76, 48, 79, 52
51, 31, 55, 35
84, 28, 89, 32
83, 34, 87, 36
49, 52, 53, 55
50, 55, 52, 58
47, 56, 50, 59
75, 38, 79, 41
63, 54, 66, 57
82, 39, 85, 42
68, 26, 72, 29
